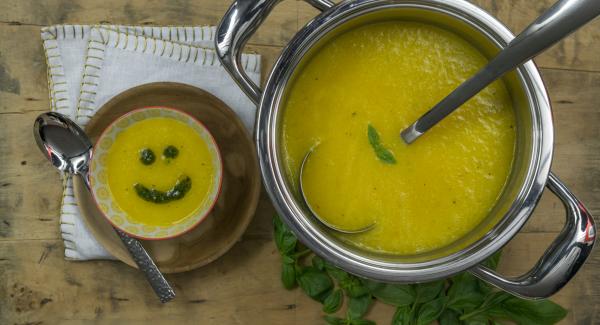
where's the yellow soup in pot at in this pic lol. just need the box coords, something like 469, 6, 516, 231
282, 21, 516, 255
106, 117, 218, 227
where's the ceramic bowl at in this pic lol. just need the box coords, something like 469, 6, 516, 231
89, 106, 223, 240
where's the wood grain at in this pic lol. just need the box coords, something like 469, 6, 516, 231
297, 0, 600, 72
0, 0, 599, 324
1, 233, 598, 324
0, 0, 299, 47
0, 25, 50, 114
472, 0, 600, 72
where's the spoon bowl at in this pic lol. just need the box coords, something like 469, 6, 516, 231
299, 144, 375, 234
34, 112, 92, 177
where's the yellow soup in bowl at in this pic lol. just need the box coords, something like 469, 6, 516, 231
91, 107, 222, 240
282, 21, 516, 255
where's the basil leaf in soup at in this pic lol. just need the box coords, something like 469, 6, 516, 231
367, 124, 396, 164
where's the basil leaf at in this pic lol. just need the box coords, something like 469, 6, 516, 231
312, 255, 326, 271
317, 288, 335, 304
324, 315, 345, 325
347, 294, 372, 319
480, 291, 512, 309
367, 124, 381, 145
280, 234, 297, 255
488, 297, 568, 325
350, 319, 376, 325
439, 309, 461, 325
376, 148, 396, 164
297, 267, 333, 301
448, 290, 483, 312
273, 217, 297, 255
323, 289, 343, 314
416, 295, 448, 325
392, 305, 411, 325
472, 252, 503, 294
449, 272, 478, 294
460, 291, 512, 322
462, 315, 490, 325
448, 273, 483, 311
414, 280, 445, 303
363, 279, 414, 306
367, 124, 396, 164
282, 255, 295, 265
273, 217, 283, 246
283, 238, 297, 255
341, 276, 370, 298
482, 250, 502, 270
326, 266, 350, 282
281, 262, 296, 289
476, 279, 493, 295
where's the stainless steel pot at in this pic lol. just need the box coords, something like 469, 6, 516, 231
216, 0, 596, 298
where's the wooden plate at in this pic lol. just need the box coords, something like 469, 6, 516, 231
73, 82, 261, 273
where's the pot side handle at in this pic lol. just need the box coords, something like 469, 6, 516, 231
470, 172, 596, 299
215, 0, 335, 105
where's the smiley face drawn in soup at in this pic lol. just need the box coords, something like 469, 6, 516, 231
105, 117, 219, 228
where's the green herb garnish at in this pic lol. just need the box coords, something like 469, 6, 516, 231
367, 124, 396, 164
139, 148, 156, 165
273, 215, 567, 325
163, 145, 179, 159
134, 176, 192, 203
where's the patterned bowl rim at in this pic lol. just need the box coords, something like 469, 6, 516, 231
89, 106, 223, 240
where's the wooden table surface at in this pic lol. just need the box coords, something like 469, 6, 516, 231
0, 0, 598, 324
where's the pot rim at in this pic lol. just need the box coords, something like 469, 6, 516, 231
256, 0, 553, 282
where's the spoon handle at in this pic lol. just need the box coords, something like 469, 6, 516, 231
80, 172, 175, 303
114, 228, 176, 303
401, 0, 600, 144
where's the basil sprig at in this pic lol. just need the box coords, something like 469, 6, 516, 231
273, 215, 567, 325
134, 176, 192, 204
367, 124, 396, 164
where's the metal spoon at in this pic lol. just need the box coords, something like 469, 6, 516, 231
401, 0, 600, 144
33, 112, 175, 303
299, 145, 375, 234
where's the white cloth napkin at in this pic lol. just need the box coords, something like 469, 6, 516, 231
41, 25, 261, 260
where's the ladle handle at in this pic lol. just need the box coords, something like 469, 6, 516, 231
215, 0, 335, 105
401, 0, 600, 143
470, 172, 596, 299
80, 171, 175, 303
